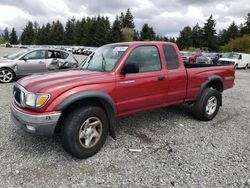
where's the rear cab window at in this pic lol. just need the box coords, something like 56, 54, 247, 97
163, 45, 179, 70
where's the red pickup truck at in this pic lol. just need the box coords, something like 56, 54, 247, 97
11, 42, 235, 158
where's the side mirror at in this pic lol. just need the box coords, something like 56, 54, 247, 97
239, 55, 242, 60
122, 61, 139, 74
23, 56, 29, 61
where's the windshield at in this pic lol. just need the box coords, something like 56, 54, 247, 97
202, 53, 215, 57
181, 52, 192, 56
6, 49, 29, 60
82, 45, 128, 71
222, 53, 240, 59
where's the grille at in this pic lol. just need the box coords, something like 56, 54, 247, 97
13, 85, 21, 104
219, 61, 234, 65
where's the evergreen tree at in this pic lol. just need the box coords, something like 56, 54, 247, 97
50, 20, 64, 45
240, 13, 250, 35
176, 26, 192, 49
64, 18, 76, 45
122, 8, 135, 28
202, 15, 218, 51
191, 23, 203, 48
140, 23, 155, 41
3, 27, 9, 42
9, 27, 18, 44
111, 16, 123, 42
20, 21, 34, 45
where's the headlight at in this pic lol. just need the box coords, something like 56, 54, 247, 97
25, 92, 50, 108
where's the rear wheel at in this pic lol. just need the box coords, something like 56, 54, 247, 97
60, 106, 109, 159
0, 68, 15, 83
193, 88, 221, 121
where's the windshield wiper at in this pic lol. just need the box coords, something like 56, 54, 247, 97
82, 52, 95, 70
101, 53, 107, 72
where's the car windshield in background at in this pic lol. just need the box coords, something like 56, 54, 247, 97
6, 49, 29, 60
222, 53, 240, 59
181, 52, 192, 56
82, 45, 128, 71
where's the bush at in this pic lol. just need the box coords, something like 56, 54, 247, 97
221, 35, 250, 53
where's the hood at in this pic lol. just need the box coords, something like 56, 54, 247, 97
18, 69, 115, 93
219, 58, 236, 62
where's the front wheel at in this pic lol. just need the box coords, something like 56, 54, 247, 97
60, 106, 109, 159
193, 88, 221, 121
0, 68, 15, 83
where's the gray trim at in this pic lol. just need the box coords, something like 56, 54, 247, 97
11, 102, 61, 135
56, 90, 117, 140
197, 75, 224, 106
56, 90, 116, 115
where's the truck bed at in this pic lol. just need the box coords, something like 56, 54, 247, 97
185, 64, 235, 101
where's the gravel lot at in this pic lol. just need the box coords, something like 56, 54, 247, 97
0, 47, 249, 187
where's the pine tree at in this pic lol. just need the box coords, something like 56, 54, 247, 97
20, 21, 34, 45
140, 24, 156, 41
50, 20, 64, 45
111, 16, 123, 42
64, 18, 76, 45
9, 28, 18, 44
202, 15, 218, 51
176, 26, 192, 49
191, 23, 203, 48
123, 8, 135, 28
3, 27, 9, 42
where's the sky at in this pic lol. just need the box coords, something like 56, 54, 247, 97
0, 0, 249, 37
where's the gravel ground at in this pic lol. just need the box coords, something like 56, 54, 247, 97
0, 47, 249, 187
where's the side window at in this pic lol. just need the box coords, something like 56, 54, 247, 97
126, 46, 161, 72
61, 52, 69, 59
163, 45, 179, 70
47, 51, 62, 59
23, 50, 46, 60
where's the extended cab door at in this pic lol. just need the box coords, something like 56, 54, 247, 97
18, 50, 47, 75
162, 44, 187, 104
116, 45, 168, 116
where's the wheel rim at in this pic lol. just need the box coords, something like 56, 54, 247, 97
78, 117, 103, 148
0, 69, 13, 83
206, 96, 217, 116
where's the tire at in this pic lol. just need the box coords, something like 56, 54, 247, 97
0, 68, 15, 83
245, 64, 248, 70
193, 88, 221, 121
60, 106, 109, 159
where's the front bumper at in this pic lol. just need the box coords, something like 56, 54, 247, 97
11, 102, 61, 136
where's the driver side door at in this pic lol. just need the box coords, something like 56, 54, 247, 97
17, 50, 47, 75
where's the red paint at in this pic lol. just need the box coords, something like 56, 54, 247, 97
16, 41, 235, 117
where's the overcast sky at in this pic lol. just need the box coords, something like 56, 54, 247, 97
0, 0, 249, 37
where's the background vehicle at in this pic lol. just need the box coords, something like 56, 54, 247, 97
0, 48, 79, 83
11, 42, 235, 159
219, 52, 250, 69
181, 51, 202, 63
196, 53, 221, 64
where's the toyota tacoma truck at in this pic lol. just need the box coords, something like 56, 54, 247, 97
11, 42, 235, 159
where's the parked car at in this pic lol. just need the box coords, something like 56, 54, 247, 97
196, 53, 221, 64
219, 52, 250, 69
82, 48, 96, 56
0, 48, 78, 83
181, 51, 202, 63
11, 41, 235, 158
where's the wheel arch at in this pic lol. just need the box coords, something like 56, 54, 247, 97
197, 75, 224, 106
56, 91, 117, 139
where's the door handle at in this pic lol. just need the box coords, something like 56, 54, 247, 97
158, 76, 166, 81
39, 61, 44, 64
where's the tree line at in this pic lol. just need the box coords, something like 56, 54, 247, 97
176, 13, 250, 52
1, 9, 250, 52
